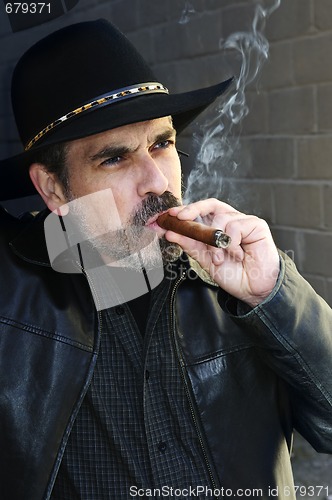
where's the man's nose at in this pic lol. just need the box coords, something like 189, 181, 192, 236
136, 154, 169, 197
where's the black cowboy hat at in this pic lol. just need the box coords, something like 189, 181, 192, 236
0, 19, 233, 200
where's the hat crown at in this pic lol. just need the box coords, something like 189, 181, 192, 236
1, 18, 232, 201
12, 19, 156, 146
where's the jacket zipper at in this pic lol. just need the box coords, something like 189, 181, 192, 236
169, 271, 220, 498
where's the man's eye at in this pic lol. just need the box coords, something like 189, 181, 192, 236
101, 156, 122, 166
154, 140, 173, 150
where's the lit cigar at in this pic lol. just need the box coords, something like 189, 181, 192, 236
157, 213, 231, 249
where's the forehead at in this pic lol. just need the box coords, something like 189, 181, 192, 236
66, 116, 174, 160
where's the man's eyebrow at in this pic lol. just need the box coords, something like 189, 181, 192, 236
88, 127, 176, 162
89, 145, 132, 162
153, 127, 177, 145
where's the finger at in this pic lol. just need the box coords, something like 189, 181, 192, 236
167, 205, 187, 216
224, 216, 270, 247
174, 199, 240, 222
164, 229, 212, 264
165, 228, 241, 270
164, 228, 205, 250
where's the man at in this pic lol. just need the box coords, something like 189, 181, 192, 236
0, 19, 331, 500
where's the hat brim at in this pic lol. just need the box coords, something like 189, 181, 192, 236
0, 78, 233, 200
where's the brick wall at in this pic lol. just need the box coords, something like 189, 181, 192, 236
1, 0, 332, 309
240, 0, 332, 308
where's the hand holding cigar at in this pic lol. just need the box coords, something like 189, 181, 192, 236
157, 212, 231, 249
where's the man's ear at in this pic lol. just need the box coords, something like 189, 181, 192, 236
29, 163, 67, 213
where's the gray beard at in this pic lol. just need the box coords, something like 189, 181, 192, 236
67, 192, 183, 271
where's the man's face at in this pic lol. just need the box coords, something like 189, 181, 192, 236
61, 116, 183, 267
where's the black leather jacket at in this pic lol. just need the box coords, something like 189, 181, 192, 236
1, 207, 332, 500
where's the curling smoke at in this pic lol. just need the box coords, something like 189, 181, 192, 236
179, 1, 196, 25
183, 0, 281, 204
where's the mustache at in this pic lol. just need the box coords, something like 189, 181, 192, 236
132, 192, 181, 226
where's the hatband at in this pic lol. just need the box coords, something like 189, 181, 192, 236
25, 82, 169, 151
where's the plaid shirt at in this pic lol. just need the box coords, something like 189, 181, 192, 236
51, 263, 211, 499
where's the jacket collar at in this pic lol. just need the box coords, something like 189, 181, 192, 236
9, 209, 52, 266
187, 256, 219, 287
